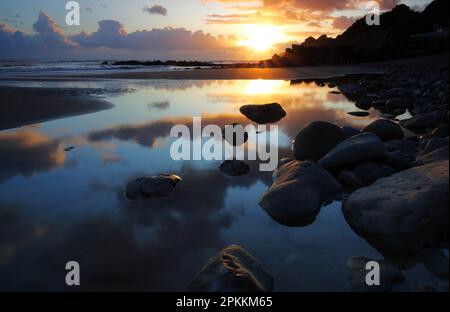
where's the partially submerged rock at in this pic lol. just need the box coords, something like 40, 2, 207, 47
239, 103, 286, 124
189, 245, 273, 292
348, 111, 370, 117
125, 174, 182, 200
363, 119, 404, 142
292, 121, 346, 160
319, 133, 387, 169
219, 159, 250, 176
259, 160, 343, 226
343, 160, 449, 255
346, 256, 405, 292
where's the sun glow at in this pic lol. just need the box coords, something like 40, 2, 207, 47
238, 25, 286, 52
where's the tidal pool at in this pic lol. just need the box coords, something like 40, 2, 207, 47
0, 79, 445, 291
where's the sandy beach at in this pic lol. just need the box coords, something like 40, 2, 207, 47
0, 86, 113, 130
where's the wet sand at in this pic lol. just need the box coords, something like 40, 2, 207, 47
0, 86, 113, 130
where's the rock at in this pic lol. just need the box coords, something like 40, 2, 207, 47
259, 160, 343, 226
430, 124, 449, 138
385, 98, 410, 114
351, 162, 396, 185
339, 83, 363, 96
384, 139, 419, 153
346, 256, 405, 292
386, 150, 413, 171
343, 160, 449, 255
341, 126, 361, 138
125, 174, 182, 200
319, 133, 387, 169
189, 245, 273, 292
292, 121, 347, 160
356, 99, 372, 110
400, 111, 442, 132
363, 119, 404, 142
338, 170, 365, 191
219, 160, 250, 176
222, 123, 249, 146
379, 88, 409, 100
239, 103, 286, 124
418, 146, 449, 164
348, 111, 370, 117
421, 137, 448, 155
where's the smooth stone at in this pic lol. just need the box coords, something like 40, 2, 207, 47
338, 169, 365, 191
400, 112, 442, 132
125, 174, 182, 200
341, 126, 361, 138
189, 245, 273, 292
363, 119, 404, 142
239, 103, 286, 124
219, 160, 250, 176
343, 160, 449, 255
348, 111, 370, 117
259, 160, 343, 226
386, 150, 413, 171
417, 146, 449, 164
385, 98, 410, 111
319, 133, 387, 169
351, 162, 396, 185
293, 121, 347, 160
346, 256, 405, 292
421, 137, 449, 155
384, 139, 419, 153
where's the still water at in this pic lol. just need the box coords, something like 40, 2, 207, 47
0, 79, 444, 291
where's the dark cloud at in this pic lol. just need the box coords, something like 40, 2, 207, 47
143, 5, 168, 16
0, 11, 238, 60
70, 20, 236, 51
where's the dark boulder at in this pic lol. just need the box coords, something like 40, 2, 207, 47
292, 121, 347, 160
363, 119, 404, 142
319, 133, 387, 169
240, 103, 286, 124
259, 160, 343, 226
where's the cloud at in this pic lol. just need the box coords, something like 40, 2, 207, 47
70, 19, 237, 51
332, 16, 357, 29
143, 5, 168, 16
0, 11, 241, 60
0, 130, 65, 183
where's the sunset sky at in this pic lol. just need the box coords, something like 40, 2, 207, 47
0, 0, 434, 60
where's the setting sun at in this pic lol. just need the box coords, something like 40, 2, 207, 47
238, 25, 287, 52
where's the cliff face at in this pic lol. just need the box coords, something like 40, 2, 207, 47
261, 0, 449, 67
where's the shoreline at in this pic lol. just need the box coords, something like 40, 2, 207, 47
0, 86, 113, 131
0, 54, 446, 82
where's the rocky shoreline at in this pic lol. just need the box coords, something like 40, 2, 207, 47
124, 58, 448, 292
